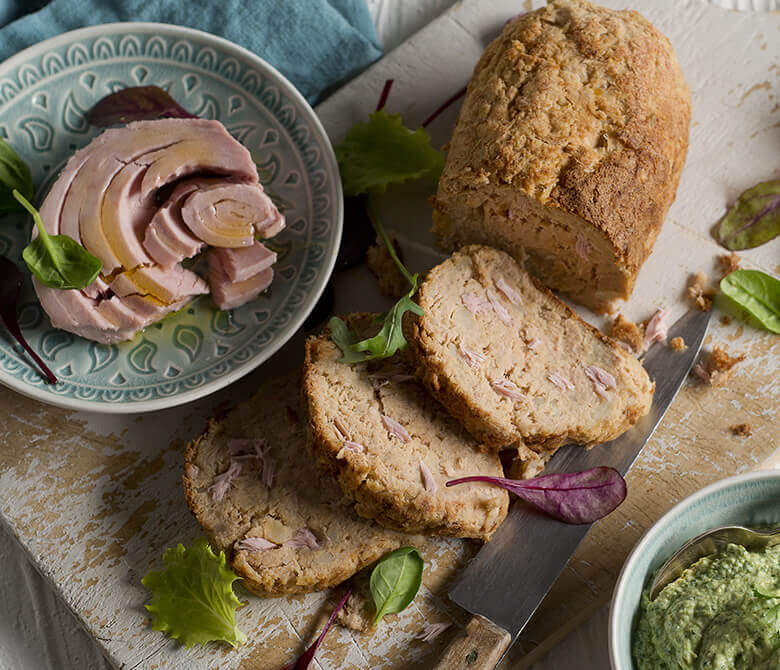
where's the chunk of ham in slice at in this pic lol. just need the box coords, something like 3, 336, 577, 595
208, 249, 273, 310
213, 243, 277, 282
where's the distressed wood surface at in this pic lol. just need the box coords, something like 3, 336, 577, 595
1, 1, 778, 668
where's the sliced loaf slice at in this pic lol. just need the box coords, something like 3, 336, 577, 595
408, 245, 654, 453
183, 373, 410, 597
303, 314, 509, 541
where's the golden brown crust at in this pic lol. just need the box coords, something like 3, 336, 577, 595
408, 245, 654, 451
432, 0, 691, 311
183, 374, 408, 597
303, 315, 509, 541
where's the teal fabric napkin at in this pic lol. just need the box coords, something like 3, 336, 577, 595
0, 0, 381, 103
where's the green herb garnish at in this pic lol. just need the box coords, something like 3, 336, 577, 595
369, 546, 424, 625
717, 180, 779, 251
0, 137, 34, 214
14, 190, 102, 290
335, 110, 444, 197
142, 537, 247, 649
330, 81, 441, 363
720, 269, 780, 334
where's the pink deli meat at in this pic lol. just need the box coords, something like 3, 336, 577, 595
33, 118, 286, 343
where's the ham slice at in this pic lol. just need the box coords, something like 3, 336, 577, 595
33, 118, 286, 343
208, 249, 273, 311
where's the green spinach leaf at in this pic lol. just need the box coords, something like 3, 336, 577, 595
717, 180, 780, 250
720, 269, 780, 334
0, 137, 34, 214
335, 110, 444, 197
14, 190, 102, 290
369, 546, 424, 625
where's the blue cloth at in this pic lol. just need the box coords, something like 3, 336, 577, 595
0, 0, 381, 103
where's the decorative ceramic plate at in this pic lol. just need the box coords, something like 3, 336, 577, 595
0, 23, 342, 413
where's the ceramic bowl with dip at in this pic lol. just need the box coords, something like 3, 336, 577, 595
609, 469, 780, 669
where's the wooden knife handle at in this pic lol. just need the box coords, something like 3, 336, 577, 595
432, 615, 511, 670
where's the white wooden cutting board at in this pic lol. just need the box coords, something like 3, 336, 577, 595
0, 1, 777, 669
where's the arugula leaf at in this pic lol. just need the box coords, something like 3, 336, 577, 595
14, 190, 102, 290
0, 137, 34, 214
329, 316, 372, 364
720, 269, 780, 334
369, 547, 424, 625
717, 180, 780, 250
335, 110, 444, 197
142, 537, 247, 649
329, 205, 424, 364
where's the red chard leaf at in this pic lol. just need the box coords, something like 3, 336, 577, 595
88, 85, 196, 127
717, 180, 780, 250
446, 467, 626, 524
281, 586, 352, 670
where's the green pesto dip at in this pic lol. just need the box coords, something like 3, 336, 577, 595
633, 542, 780, 670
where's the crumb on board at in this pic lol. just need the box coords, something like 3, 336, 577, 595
336, 571, 374, 632
688, 271, 715, 311
609, 313, 644, 353
719, 252, 740, 278
720, 315, 732, 326
730, 423, 753, 437
693, 346, 746, 387
366, 233, 408, 298
670, 336, 687, 352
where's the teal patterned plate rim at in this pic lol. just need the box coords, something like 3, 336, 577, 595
0, 23, 343, 413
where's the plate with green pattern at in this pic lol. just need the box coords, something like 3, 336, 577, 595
0, 23, 342, 413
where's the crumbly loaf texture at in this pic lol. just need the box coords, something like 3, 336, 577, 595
366, 233, 408, 298
303, 315, 509, 541
183, 374, 411, 597
693, 346, 745, 388
432, 0, 691, 312
610, 314, 645, 353
408, 246, 654, 452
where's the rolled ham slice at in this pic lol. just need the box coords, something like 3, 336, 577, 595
34, 118, 285, 343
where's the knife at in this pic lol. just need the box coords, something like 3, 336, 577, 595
432, 307, 712, 670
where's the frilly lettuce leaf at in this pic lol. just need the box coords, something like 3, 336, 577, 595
335, 110, 444, 197
142, 537, 246, 648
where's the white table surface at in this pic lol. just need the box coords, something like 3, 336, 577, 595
0, 1, 774, 669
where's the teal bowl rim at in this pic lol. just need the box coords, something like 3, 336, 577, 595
608, 468, 780, 670
0, 22, 344, 413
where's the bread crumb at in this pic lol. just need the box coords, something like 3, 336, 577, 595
336, 572, 375, 631
720, 315, 732, 326
366, 233, 408, 298
688, 272, 715, 311
610, 313, 644, 353
693, 346, 746, 387
506, 445, 551, 480
719, 252, 740, 278
729, 423, 752, 437
669, 336, 687, 352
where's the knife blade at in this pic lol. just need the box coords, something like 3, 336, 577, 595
446, 308, 711, 658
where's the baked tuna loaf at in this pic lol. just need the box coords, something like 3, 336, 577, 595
432, 0, 691, 312
408, 246, 654, 453
183, 374, 410, 596
303, 315, 509, 541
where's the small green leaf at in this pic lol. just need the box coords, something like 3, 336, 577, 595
142, 537, 247, 649
720, 269, 780, 334
369, 546, 424, 625
329, 316, 372, 364
352, 290, 424, 357
14, 190, 102, 290
0, 137, 34, 214
717, 180, 780, 250
335, 110, 444, 197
